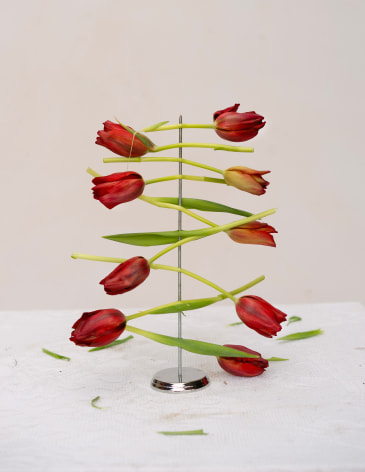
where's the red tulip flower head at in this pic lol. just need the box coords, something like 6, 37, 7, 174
227, 221, 277, 247
92, 171, 145, 209
235, 296, 287, 338
96, 120, 155, 157
223, 166, 270, 196
100, 256, 150, 295
217, 344, 269, 377
214, 104, 265, 142
70, 309, 126, 347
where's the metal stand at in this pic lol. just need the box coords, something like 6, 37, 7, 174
151, 116, 209, 393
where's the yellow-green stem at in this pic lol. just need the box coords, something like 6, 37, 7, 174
144, 174, 226, 186
152, 143, 254, 153
87, 167, 101, 177
142, 123, 215, 132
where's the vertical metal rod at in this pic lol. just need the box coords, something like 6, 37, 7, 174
178, 115, 183, 382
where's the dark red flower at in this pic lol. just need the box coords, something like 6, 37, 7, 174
217, 344, 268, 377
100, 256, 150, 295
70, 309, 126, 347
223, 166, 270, 195
214, 104, 265, 142
227, 221, 277, 247
92, 171, 145, 209
96, 120, 155, 157
235, 296, 287, 338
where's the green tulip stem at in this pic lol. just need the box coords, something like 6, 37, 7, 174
148, 208, 276, 264
152, 143, 254, 153
144, 174, 226, 186
139, 195, 217, 227
102, 157, 224, 175
71, 253, 128, 263
125, 275, 265, 321
142, 123, 215, 132
87, 167, 101, 178
150, 263, 237, 303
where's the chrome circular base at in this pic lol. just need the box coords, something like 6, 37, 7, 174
151, 367, 209, 393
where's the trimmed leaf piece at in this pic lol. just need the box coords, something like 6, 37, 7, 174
267, 357, 289, 361
226, 321, 243, 327
91, 396, 103, 409
42, 348, 71, 362
158, 429, 207, 436
142, 121, 170, 132
278, 329, 323, 341
126, 325, 260, 358
153, 197, 253, 217
287, 316, 302, 325
147, 297, 221, 315
88, 335, 133, 352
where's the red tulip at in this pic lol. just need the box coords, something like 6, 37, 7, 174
96, 120, 155, 157
227, 221, 277, 247
223, 166, 270, 195
214, 104, 265, 142
235, 296, 287, 338
217, 344, 268, 377
70, 309, 126, 347
92, 171, 145, 209
100, 256, 150, 295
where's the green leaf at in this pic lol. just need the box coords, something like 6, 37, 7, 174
278, 329, 323, 341
126, 325, 260, 358
226, 321, 243, 327
287, 316, 302, 325
142, 121, 170, 132
147, 297, 220, 315
103, 229, 203, 246
158, 429, 207, 436
153, 197, 252, 217
42, 348, 71, 361
88, 336, 133, 352
91, 396, 103, 409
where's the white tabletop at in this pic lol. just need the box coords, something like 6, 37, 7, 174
1, 302, 365, 471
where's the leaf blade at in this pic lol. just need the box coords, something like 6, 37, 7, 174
88, 336, 133, 352
278, 329, 323, 341
42, 348, 71, 362
158, 429, 207, 436
153, 197, 252, 217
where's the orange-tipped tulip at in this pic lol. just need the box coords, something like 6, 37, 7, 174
227, 221, 277, 247
223, 166, 270, 195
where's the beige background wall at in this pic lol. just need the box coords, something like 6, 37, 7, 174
1, 0, 364, 311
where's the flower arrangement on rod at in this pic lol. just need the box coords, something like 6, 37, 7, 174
70, 104, 288, 379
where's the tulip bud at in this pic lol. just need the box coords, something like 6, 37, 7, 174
214, 104, 265, 142
227, 221, 277, 247
235, 296, 287, 338
92, 171, 145, 209
70, 309, 126, 347
217, 344, 268, 377
223, 166, 270, 196
96, 120, 155, 157
100, 256, 150, 295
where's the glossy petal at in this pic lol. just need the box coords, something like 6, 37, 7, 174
217, 344, 268, 377
92, 171, 145, 209
100, 256, 150, 295
214, 104, 265, 142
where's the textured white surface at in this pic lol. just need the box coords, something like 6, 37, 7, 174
1, 302, 365, 471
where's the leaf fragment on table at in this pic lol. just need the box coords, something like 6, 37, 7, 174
91, 396, 103, 409
158, 429, 207, 436
278, 329, 323, 341
42, 348, 71, 361
287, 316, 302, 325
88, 336, 134, 352
267, 357, 289, 361
226, 321, 243, 327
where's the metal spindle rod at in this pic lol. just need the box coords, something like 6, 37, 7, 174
178, 115, 183, 382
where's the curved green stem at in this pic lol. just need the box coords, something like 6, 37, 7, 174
144, 174, 226, 186
150, 263, 237, 303
152, 143, 254, 153
148, 208, 276, 264
87, 167, 101, 178
103, 157, 224, 175
71, 253, 127, 263
142, 123, 215, 132
139, 195, 217, 227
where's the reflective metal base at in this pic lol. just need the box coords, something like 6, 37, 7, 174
151, 367, 209, 393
